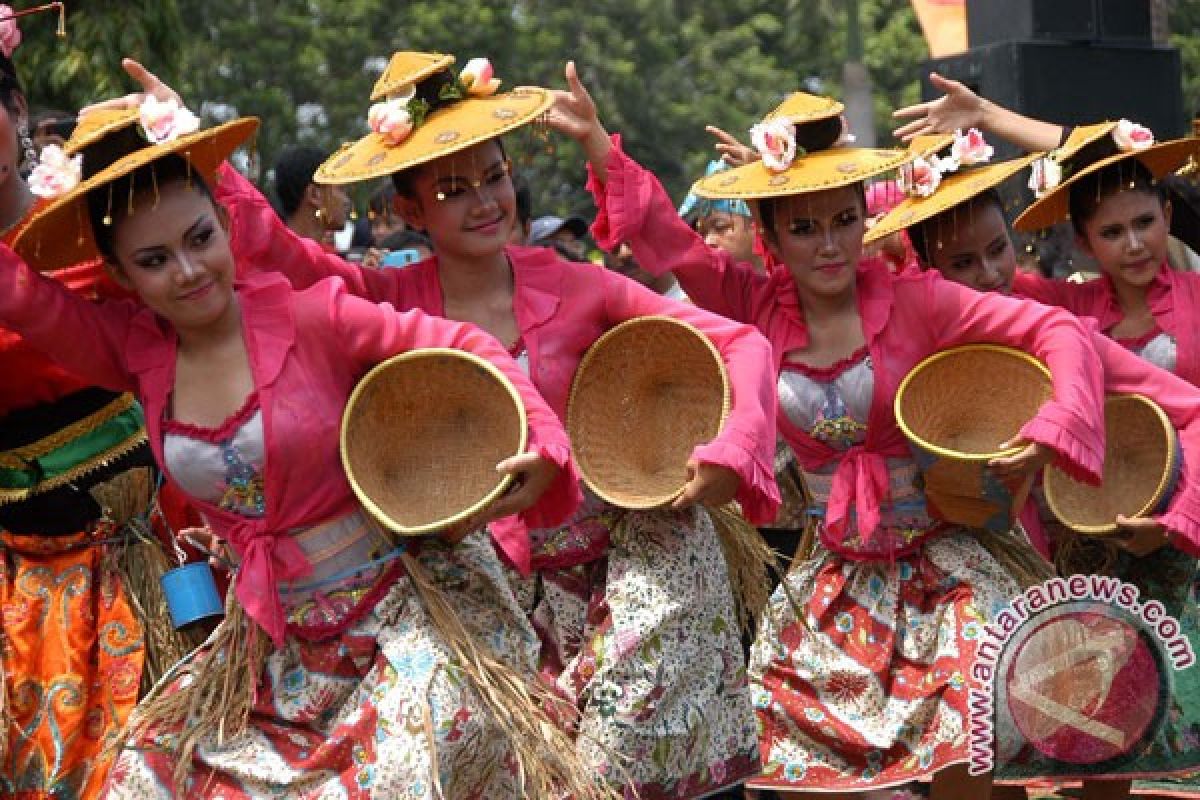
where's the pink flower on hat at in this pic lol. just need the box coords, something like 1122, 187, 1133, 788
1113, 119, 1155, 152
459, 58, 501, 97
138, 96, 200, 144
28, 144, 81, 198
367, 98, 414, 145
0, 6, 21, 59
750, 118, 797, 173
899, 156, 941, 198
950, 127, 994, 166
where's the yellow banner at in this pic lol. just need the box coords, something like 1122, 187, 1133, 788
911, 0, 968, 57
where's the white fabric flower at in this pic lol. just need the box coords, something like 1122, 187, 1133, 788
367, 99, 414, 145
898, 156, 942, 198
749, 118, 797, 173
459, 58, 501, 97
1028, 156, 1063, 198
1112, 119, 1155, 152
138, 96, 200, 144
28, 144, 82, 198
950, 128, 994, 166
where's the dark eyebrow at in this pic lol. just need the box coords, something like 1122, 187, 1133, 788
131, 213, 209, 260
433, 158, 506, 188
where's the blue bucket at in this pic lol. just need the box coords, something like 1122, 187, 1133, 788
161, 562, 223, 629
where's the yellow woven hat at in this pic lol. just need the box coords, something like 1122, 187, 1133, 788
567, 316, 728, 510
341, 348, 527, 535
690, 91, 908, 200
1014, 120, 1200, 231
866, 156, 1037, 244
316, 51, 552, 185
13, 102, 257, 272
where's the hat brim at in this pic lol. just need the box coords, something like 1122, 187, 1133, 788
1014, 138, 1200, 232
315, 87, 553, 186
691, 147, 910, 201
865, 156, 1037, 244
14, 117, 259, 272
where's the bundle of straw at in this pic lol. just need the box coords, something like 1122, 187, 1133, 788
707, 504, 775, 636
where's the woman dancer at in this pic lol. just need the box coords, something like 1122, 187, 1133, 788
0, 99, 605, 798
574, 79, 1111, 796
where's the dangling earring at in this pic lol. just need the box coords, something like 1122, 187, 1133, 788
17, 120, 36, 172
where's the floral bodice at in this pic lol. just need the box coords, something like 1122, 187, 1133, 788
163, 397, 266, 518
1115, 328, 1178, 376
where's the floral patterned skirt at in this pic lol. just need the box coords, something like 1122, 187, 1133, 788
103, 531, 541, 799
747, 529, 1021, 791
0, 529, 142, 800
513, 506, 759, 799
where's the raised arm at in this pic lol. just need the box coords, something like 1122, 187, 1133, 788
914, 273, 1106, 484
597, 267, 780, 524
216, 162, 405, 303
328, 280, 580, 570
0, 244, 139, 391
892, 72, 1064, 153
548, 62, 766, 322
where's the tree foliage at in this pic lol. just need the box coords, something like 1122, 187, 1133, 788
11, 1, 1197, 219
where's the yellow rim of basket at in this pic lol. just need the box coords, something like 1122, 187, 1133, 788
566, 315, 730, 510
340, 347, 528, 535
894, 344, 1052, 463
1043, 393, 1177, 536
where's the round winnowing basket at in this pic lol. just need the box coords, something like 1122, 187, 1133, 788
341, 348, 527, 535
895, 345, 1053, 531
567, 316, 729, 509
1044, 393, 1179, 536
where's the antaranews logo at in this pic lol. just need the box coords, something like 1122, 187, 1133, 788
969, 574, 1195, 776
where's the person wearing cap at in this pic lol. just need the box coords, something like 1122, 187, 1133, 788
574, 80, 1112, 796
895, 77, 1200, 390
199, 51, 781, 800
880, 108, 1200, 800
679, 159, 763, 272
529, 212, 589, 260
0, 72, 613, 797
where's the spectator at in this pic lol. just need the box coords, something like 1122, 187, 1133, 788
530, 214, 589, 261
274, 146, 351, 249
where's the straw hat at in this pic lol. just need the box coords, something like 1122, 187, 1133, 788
1014, 120, 1200, 232
315, 51, 552, 185
1044, 394, 1179, 536
567, 316, 728, 509
866, 155, 1036, 244
341, 349, 527, 535
690, 91, 907, 201
895, 345, 1052, 531
13, 104, 257, 272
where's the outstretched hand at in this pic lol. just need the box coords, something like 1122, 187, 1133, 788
988, 438, 1054, 483
671, 459, 740, 512
706, 125, 757, 168
545, 61, 612, 173
1114, 514, 1170, 557
891, 72, 984, 142
79, 58, 183, 117
439, 451, 561, 544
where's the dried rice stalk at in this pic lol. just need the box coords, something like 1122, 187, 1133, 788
707, 504, 774, 635
972, 525, 1056, 589
401, 551, 617, 800
107, 587, 268, 792
1054, 526, 1120, 578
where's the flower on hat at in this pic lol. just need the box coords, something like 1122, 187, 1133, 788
1113, 119, 1155, 152
138, 96, 200, 145
1027, 156, 1063, 199
750, 118, 797, 173
898, 156, 941, 198
28, 144, 81, 198
950, 128, 994, 167
459, 58, 501, 97
0, 5, 21, 58
367, 98, 414, 145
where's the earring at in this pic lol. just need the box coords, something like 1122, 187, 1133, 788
314, 208, 323, 220
17, 120, 35, 170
